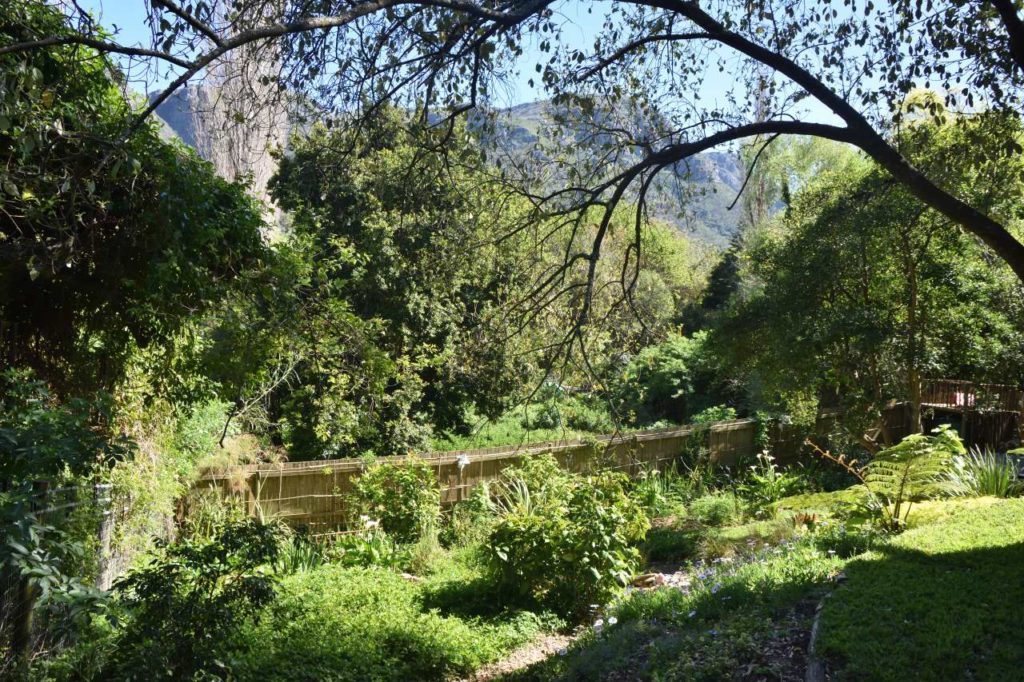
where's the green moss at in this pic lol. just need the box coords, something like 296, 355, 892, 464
817, 498, 1024, 681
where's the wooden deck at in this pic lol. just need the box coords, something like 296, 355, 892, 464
921, 379, 1023, 413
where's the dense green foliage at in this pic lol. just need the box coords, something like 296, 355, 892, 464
228, 110, 533, 457
102, 521, 281, 680
488, 456, 649, 619
349, 459, 440, 544
8, 2, 1024, 680
717, 109, 1024, 435
0, 3, 266, 398
615, 332, 734, 425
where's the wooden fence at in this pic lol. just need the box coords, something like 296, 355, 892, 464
196, 419, 762, 535
922, 378, 1024, 413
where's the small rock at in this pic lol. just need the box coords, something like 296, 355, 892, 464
631, 573, 666, 588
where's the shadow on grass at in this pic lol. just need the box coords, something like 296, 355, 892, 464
817, 538, 1024, 681
419, 573, 513, 618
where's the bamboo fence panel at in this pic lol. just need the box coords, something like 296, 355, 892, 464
196, 419, 762, 534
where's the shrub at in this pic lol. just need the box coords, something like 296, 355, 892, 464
103, 520, 281, 680
943, 447, 1021, 498
690, 405, 736, 425
737, 452, 806, 514
488, 462, 649, 619
441, 482, 497, 548
523, 400, 563, 430
235, 566, 547, 681
350, 459, 439, 543
499, 453, 573, 502
689, 492, 741, 527
562, 396, 615, 433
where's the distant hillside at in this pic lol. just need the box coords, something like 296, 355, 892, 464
493, 100, 745, 246
153, 93, 744, 246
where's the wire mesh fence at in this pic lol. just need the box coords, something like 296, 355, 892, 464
0, 482, 115, 674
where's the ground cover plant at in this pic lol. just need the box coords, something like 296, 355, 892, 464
235, 565, 553, 682
817, 498, 1024, 681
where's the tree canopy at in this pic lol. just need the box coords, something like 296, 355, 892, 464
5, 0, 1024, 301
716, 108, 1024, 441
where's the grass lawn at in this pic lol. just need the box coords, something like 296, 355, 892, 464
817, 497, 1024, 681
502, 495, 1024, 681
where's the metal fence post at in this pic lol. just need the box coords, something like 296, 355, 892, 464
93, 484, 114, 590
10, 481, 48, 667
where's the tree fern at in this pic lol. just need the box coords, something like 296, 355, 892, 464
809, 425, 964, 530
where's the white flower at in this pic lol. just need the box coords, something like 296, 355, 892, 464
593, 619, 604, 632
607, 617, 618, 626
557, 648, 568, 656
363, 518, 379, 529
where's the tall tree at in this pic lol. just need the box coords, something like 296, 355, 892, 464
717, 108, 1024, 444
6, 0, 1024, 299
0, 2, 266, 396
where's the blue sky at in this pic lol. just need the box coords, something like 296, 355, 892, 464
82, 0, 607, 104
80, 0, 836, 123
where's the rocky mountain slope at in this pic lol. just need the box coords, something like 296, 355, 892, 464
154, 92, 744, 246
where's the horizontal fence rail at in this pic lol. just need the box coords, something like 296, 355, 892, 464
922, 378, 1024, 413
196, 419, 764, 536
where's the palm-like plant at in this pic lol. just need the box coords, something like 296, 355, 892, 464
808, 425, 964, 531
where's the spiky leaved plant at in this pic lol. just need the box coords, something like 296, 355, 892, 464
944, 446, 1021, 498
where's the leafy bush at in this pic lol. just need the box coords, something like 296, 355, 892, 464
235, 566, 547, 681
102, 520, 281, 680
943, 447, 1021, 498
350, 459, 439, 543
0, 371, 127, 664
523, 400, 563, 430
0, 369, 131, 484
689, 492, 742, 527
562, 396, 615, 433
737, 452, 806, 514
690, 405, 737, 425
488, 459, 649, 619
441, 482, 497, 548
615, 332, 726, 426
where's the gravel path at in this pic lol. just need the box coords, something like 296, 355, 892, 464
459, 633, 576, 681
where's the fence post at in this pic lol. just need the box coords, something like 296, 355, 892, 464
93, 484, 114, 590
10, 481, 48, 667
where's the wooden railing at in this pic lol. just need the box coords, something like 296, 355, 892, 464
921, 379, 1024, 413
